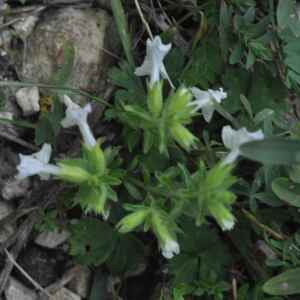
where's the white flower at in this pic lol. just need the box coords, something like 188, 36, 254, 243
221, 125, 264, 165
190, 87, 227, 122
16, 144, 60, 180
135, 36, 172, 87
161, 239, 180, 259
61, 95, 96, 148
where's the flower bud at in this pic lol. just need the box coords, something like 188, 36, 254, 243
147, 80, 163, 117
58, 163, 92, 184
170, 123, 197, 150
151, 211, 180, 259
84, 143, 106, 175
207, 202, 235, 231
166, 87, 192, 117
117, 209, 149, 233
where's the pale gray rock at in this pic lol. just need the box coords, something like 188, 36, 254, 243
20, 7, 118, 104
35, 229, 70, 249
1, 177, 31, 201
5, 277, 37, 300
0, 201, 13, 220
0, 202, 15, 243
67, 266, 91, 298
15, 86, 40, 116
0, 224, 14, 243
50, 288, 81, 300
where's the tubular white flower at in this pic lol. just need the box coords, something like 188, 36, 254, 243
221, 125, 264, 165
190, 87, 227, 122
161, 239, 180, 259
16, 144, 60, 180
61, 95, 96, 148
135, 36, 172, 87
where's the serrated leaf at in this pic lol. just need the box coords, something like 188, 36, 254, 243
106, 234, 145, 275
222, 67, 250, 113
69, 219, 118, 266
181, 36, 223, 88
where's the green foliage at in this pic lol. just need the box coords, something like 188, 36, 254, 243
181, 36, 223, 89
69, 219, 117, 265
263, 268, 300, 295
240, 138, 300, 165
14, 1, 300, 299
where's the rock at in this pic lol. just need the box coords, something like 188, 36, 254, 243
5, 277, 37, 300
0, 111, 17, 136
0, 147, 18, 180
18, 246, 68, 287
35, 229, 70, 249
15, 86, 40, 116
0, 202, 15, 243
0, 201, 13, 220
0, 224, 15, 243
1, 177, 31, 200
12, 16, 39, 40
67, 266, 91, 298
19, 7, 119, 104
50, 288, 81, 300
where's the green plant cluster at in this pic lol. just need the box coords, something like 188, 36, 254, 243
9, 0, 300, 299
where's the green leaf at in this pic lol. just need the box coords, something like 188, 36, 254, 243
222, 67, 250, 113
272, 177, 300, 207
181, 36, 223, 88
111, 0, 135, 67
106, 234, 145, 275
69, 219, 117, 266
277, 0, 295, 30
88, 269, 109, 300
240, 138, 300, 165
263, 268, 300, 295
247, 64, 287, 113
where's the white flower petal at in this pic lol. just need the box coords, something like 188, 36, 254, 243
16, 146, 59, 180
222, 149, 240, 165
162, 239, 180, 259
221, 125, 264, 164
208, 88, 227, 103
61, 96, 96, 148
135, 36, 172, 87
222, 125, 238, 149
33, 143, 52, 164
202, 104, 215, 123
190, 87, 227, 123
221, 219, 235, 231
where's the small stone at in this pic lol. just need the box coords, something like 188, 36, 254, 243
51, 288, 81, 300
5, 277, 37, 300
15, 86, 40, 116
67, 266, 91, 298
0, 202, 15, 243
35, 229, 70, 249
0, 201, 13, 220
12, 16, 39, 39
0, 224, 15, 243
1, 177, 31, 200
